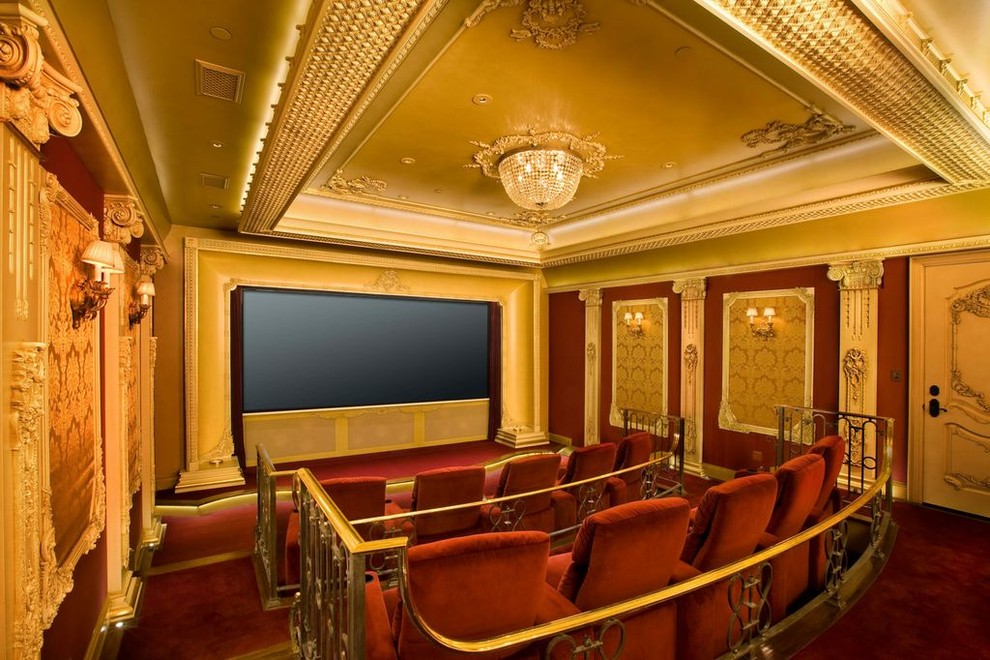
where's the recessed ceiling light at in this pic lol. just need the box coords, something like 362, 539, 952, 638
663, 161, 677, 169
433, 187, 443, 194
211, 141, 224, 148
472, 93, 493, 106
400, 157, 416, 165
209, 203, 222, 209
398, 194, 409, 200
210, 26, 232, 41
486, 211, 495, 216
674, 46, 692, 58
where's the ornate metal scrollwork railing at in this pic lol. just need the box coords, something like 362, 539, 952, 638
622, 408, 686, 498
254, 444, 298, 609
290, 407, 893, 659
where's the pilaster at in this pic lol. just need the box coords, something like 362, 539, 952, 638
827, 260, 883, 416
673, 278, 707, 476
579, 288, 602, 444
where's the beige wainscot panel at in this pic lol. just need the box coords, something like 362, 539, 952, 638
243, 411, 338, 465
181, 237, 542, 491
423, 400, 489, 443
719, 288, 814, 435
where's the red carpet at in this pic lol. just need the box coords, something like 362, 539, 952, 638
152, 501, 287, 567
796, 502, 990, 658
119, 556, 289, 659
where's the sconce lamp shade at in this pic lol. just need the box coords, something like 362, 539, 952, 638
746, 306, 758, 319
762, 307, 776, 318
136, 281, 156, 298
81, 240, 118, 270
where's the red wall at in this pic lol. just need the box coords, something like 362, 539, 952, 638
877, 257, 909, 481
548, 291, 586, 444
703, 266, 840, 471
41, 135, 108, 658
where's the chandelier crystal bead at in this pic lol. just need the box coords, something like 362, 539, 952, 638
497, 148, 584, 211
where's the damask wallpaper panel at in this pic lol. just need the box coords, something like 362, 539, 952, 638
610, 298, 668, 426
720, 289, 814, 434
47, 202, 100, 562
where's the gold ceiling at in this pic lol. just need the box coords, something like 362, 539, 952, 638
42, 0, 990, 267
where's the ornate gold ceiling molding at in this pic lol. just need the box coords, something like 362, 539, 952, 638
321, 169, 387, 197
0, 6, 82, 145
855, 0, 989, 130
541, 179, 980, 267
698, 0, 990, 184
466, 0, 601, 50
240, 0, 446, 236
25, 0, 163, 250
742, 110, 854, 157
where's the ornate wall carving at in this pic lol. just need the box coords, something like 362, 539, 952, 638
673, 278, 706, 465
610, 298, 667, 426
579, 288, 602, 443
950, 283, 990, 421
104, 195, 144, 245
720, 289, 814, 434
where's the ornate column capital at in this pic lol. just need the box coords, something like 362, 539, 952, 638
104, 195, 145, 245
827, 260, 884, 290
139, 246, 166, 278
0, 7, 82, 145
673, 277, 707, 300
578, 287, 601, 306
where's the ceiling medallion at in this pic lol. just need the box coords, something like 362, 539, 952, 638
321, 169, 387, 196
465, 0, 600, 50
469, 130, 617, 211
741, 110, 854, 157
530, 230, 551, 248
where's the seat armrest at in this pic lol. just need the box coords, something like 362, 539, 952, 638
550, 491, 577, 531
365, 574, 398, 660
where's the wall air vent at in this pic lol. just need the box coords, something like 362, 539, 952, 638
200, 173, 230, 190
195, 59, 244, 103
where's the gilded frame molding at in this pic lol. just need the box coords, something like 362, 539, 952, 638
719, 288, 814, 435
183, 236, 544, 475
608, 298, 668, 428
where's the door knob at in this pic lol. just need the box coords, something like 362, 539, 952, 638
928, 398, 948, 417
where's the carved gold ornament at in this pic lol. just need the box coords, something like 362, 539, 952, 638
321, 169, 387, 196
843, 348, 867, 406
0, 14, 83, 145
944, 473, 990, 493
104, 195, 145, 245
950, 285, 990, 414
365, 269, 410, 293
466, 0, 601, 50
741, 110, 854, 156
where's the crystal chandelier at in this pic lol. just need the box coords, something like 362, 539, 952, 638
497, 148, 584, 211
469, 130, 615, 213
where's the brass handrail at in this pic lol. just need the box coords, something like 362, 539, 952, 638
393, 448, 893, 654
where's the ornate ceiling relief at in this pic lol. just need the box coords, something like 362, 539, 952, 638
741, 110, 854, 157
365, 269, 410, 293
321, 169, 387, 196
240, 1, 439, 234
0, 10, 82, 146
465, 0, 601, 49
702, 0, 990, 183
103, 195, 145, 245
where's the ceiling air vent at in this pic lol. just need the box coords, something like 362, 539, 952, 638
200, 173, 230, 190
195, 59, 244, 103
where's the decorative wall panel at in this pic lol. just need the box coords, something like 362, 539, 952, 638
719, 289, 814, 434
123, 257, 142, 495
47, 192, 103, 563
610, 298, 667, 427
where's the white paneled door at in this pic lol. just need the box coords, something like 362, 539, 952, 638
915, 252, 990, 518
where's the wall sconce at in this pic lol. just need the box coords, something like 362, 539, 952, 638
71, 240, 123, 329
623, 311, 645, 338
746, 306, 776, 340
128, 280, 156, 328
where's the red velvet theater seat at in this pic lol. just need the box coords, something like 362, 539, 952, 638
551, 443, 617, 531
604, 431, 654, 506
481, 454, 561, 533
673, 473, 778, 660
804, 435, 847, 593
283, 476, 387, 585
406, 465, 486, 545
758, 453, 825, 623
545, 498, 690, 659
366, 531, 580, 660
